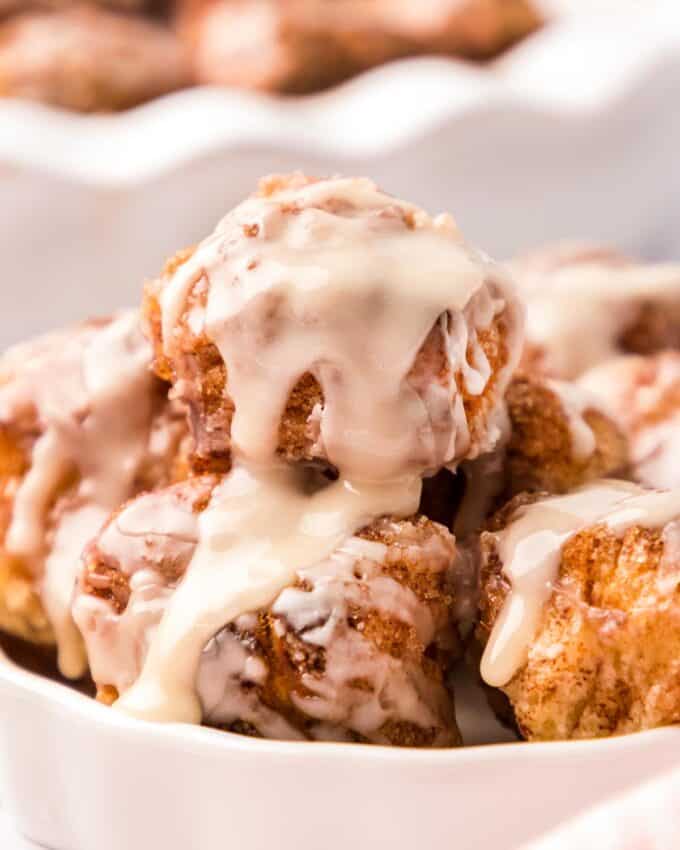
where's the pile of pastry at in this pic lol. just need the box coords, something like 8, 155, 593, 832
0, 0, 542, 111
2, 172, 680, 747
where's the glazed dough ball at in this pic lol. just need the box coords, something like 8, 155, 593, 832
0, 315, 188, 673
478, 482, 680, 741
513, 244, 680, 379
144, 173, 524, 477
74, 475, 473, 746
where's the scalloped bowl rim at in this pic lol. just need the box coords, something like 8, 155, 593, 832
0, 2, 679, 185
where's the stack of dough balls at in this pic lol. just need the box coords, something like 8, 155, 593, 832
474, 244, 680, 742
4, 180, 680, 748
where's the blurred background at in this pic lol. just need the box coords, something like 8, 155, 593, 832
1, 0, 678, 346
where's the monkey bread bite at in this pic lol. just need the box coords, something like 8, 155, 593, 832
477, 481, 680, 741
513, 244, 680, 379
74, 173, 525, 732
449, 372, 629, 541
73, 475, 472, 746
143, 173, 524, 477
0, 313, 187, 677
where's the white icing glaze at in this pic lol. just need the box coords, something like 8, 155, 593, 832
579, 353, 680, 489
545, 379, 599, 462
199, 530, 448, 740
72, 482, 206, 693
480, 479, 680, 688
43, 503, 108, 677
161, 176, 517, 476
576, 354, 644, 421
116, 177, 519, 725
0, 312, 155, 677
514, 252, 680, 378
273, 534, 431, 648
115, 467, 422, 722
75, 476, 460, 741
197, 628, 306, 740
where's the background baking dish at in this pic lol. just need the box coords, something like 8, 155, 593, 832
2, 3, 680, 847
2, 0, 679, 349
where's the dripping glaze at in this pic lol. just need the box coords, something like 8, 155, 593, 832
481, 480, 680, 688
1, 312, 156, 678
513, 251, 680, 378
76, 478, 462, 743
115, 176, 522, 724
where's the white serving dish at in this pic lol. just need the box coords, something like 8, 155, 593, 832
2, 3, 680, 846
0, 652, 679, 850
2, 1, 680, 350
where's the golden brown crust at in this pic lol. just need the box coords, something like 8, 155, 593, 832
80, 474, 217, 609
478, 495, 680, 741
145, 296, 514, 473
143, 177, 518, 475
504, 373, 629, 496
359, 515, 458, 610
80, 478, 466, 746
224, 579, 458, 747
0, 320, 190, 650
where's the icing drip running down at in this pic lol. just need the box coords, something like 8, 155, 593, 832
513, 250, 680, 378
74, 478, 462, 743
115, 467, 421, 723
0, 312, 155, 677
116, 176, 523, 723
481, 480, 680, 687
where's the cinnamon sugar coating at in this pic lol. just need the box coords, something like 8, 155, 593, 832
143, 173, 522, 475
0, 317, 189, 651
74, 475, 473, 746
504, 373, 629, 496
439, 372, 629, 541
477, 492, 680, 740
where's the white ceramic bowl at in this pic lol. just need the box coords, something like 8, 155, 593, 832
0, 653, 679, 850
2, 1, 680, 350
2, 3, 680, 845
